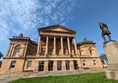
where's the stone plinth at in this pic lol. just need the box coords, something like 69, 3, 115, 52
104, 41, 118, 80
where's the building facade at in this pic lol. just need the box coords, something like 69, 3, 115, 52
0, 25, 102, 74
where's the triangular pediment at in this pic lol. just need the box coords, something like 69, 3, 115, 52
38, 25, 76, 34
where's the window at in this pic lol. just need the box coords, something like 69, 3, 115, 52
48, 61, 53, 71
10, 61, 16, 69
42, 41, 46, 45
49, 41, 53, 45
48, 50, 52, 56
39, 61, 44, 71
40, 50, 45, 56
56, 50, 59, 56
57, 61, 62, 71
74, 60, 78, 70
64, 49, 66, 55
93, 60, 96, 65
66, 61, 70, 70
14, 48, 20, 57
27, 61, 32, 68
82, 60, 86, 66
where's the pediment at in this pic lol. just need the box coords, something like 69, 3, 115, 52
38, 25, 76, 34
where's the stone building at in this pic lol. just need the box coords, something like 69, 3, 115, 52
0, 25, 102, 75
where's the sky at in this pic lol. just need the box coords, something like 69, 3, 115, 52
0, 0, 118, 59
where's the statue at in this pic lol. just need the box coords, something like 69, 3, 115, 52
99, 22, 111, 42
19, 33, 23, 38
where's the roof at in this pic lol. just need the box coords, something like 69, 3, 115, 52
77, 38, 96, 45
9, 33, 37, 45
38, 24, 76, 34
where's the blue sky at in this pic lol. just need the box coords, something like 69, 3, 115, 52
0, 0, 118, 59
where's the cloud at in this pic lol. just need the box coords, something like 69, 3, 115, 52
0, 0, 81, 55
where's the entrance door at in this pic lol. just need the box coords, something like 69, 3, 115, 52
74, 60, 78, 70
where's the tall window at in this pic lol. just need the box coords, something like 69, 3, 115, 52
64, 49, 66, 55
10, 61, 16, 69
39, 61, 44, 71
93, 60, 96, 65
56, 50, 59, 56
14, 48, 20, 57
40, 50, 45, 56
66, 60, 70, 70
48, 61, 53, 71
57, 61, 62, 71
74, 60, 78, 70
48, 50, 52, 56
27, 61, 32, 68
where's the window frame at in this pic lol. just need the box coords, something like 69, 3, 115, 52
10, 61, 16, 69
14, 47, 20, 57
27, 61, 32, 68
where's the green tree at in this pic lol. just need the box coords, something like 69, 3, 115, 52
0, 51, 3, 59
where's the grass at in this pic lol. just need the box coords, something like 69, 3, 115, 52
9, 72, 118, 83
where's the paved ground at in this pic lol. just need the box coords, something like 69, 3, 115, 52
0, 77, 21, 83
0, 68, 107, 83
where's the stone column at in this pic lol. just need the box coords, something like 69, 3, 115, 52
73, 37, 78, 55
70, 60, 74, 70
23, 44, 28, 57
77, 60, 82, 69
67, 37, 71, 55
44, 61, 48, 72
53, 60, 57, 71
45, 36, 49, 56
53, 36, 56, 56
37, 37, 41, 54
61, 37, 64, 56
8, 44, 13, 57
62, 60, 66, 71
33, 61, 39, 73
6, 44, 12, 57
10, 44, 15, 57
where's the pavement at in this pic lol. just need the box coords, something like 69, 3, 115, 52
0, 77, 21, 83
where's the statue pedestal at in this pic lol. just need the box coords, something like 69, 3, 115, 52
104, 41, 118, 80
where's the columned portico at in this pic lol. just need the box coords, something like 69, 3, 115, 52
37, 36, 80, 57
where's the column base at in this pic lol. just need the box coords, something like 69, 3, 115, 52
106, 64, 118, 80
106, 71, 118, 80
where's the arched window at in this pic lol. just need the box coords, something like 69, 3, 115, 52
89, 47, 92, 56
14, 48, 20, 57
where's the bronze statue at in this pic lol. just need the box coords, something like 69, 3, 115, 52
99, 22, 111, 42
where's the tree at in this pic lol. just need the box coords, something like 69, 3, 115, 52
0, 51, 3, 59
